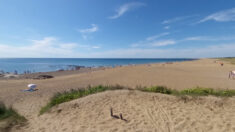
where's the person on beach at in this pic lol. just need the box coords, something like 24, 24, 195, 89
229, 71, 235, 79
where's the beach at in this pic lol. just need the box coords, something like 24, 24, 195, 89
0, 58, 235, 132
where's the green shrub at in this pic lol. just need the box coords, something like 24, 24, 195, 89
39, 85, 124, 115
213, 89, 235, 97
0, 103, 25, 121
0, 102, 26, 131
180, 87, 235, 97
180, 87, 214, 96
143, 86, 173, 94
40, 85, 235, 115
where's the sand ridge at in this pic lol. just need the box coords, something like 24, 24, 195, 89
18, 90, 235, 132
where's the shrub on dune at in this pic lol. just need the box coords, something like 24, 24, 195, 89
39, 85, 125, 115
0, 103, 25, 121
142, 86, 173, 94
39, 85, 235, 115
0, 102, 26, 131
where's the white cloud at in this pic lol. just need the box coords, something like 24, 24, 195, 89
162, 15, 197, 24
84, 43, 235, 58
146, 32, 170, 41
0, 37, 75, 57
199, 8, 235, 23
184, 36, 205, 41
0, 37, 100, 57
132, 33, 235, 49
183, 35, 235, 41
78, 24, 98, 40
131, 32, 171, 47
151, 40, 176, 47
1, 37, 234, 58
79, 24, 98, 33
109, 2, 145, 19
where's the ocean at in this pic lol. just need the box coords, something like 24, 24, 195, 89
0, 58, 195, 74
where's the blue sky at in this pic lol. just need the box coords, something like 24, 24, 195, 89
0, 0, 235, 58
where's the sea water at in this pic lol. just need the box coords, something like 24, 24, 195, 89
0, 58, 195, 74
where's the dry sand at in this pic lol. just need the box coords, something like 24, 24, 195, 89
0, 58, 235, 132
22, 90, 235, 132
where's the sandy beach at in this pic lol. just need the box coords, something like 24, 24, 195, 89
0, 58, 235, 132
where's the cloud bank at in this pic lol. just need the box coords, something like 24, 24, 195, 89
0, 37, 99, 58
85, 43, 235, 58
0, 38, 234, 58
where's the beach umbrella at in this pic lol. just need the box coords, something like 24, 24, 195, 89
28, 84, 37, 90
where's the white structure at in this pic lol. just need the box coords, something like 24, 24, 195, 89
27, 84, 37, 90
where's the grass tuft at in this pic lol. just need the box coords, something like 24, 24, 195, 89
141, 86, 235, 97
39, 85, 125, 115
180, 87, 214, 96
0, 102, 26, 131
141, 86, 173, 94
0, 103, 25, 121
40, 85, 235, 115
180, 87, 235, 97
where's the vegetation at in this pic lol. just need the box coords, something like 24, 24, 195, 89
0, 102, 26, 131
140, 86, 174, 94
179, 87, 235, 96
40, 85, 235, 115
219, 57, 235, 65
39, 85, 125, 115
142, 86, 235, 97
0, 103, 25, 121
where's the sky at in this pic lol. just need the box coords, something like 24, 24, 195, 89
0, 0, 235, 58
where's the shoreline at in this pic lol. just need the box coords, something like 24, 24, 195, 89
0, 58, 197, 76
0, 58, 198, 80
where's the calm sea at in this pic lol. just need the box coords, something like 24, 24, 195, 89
0, 58, 195, 74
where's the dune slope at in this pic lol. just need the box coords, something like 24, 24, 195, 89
17, 90, 235, 132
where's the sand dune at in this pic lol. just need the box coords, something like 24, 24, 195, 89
0, 59, 235, 131
17, 90, 235, 132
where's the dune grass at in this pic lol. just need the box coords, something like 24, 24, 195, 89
219, 57, 235, 65
0, 102, 26, 131
140, 86, 177, 94
39, 85, 125, 115
39, 85, 235, 115
0, 103, 25, 121
179, 87, 235, 96
142, 86, 235, 97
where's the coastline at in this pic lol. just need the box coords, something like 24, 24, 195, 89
0, 58, 197, 80
0, 58, 196, 76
